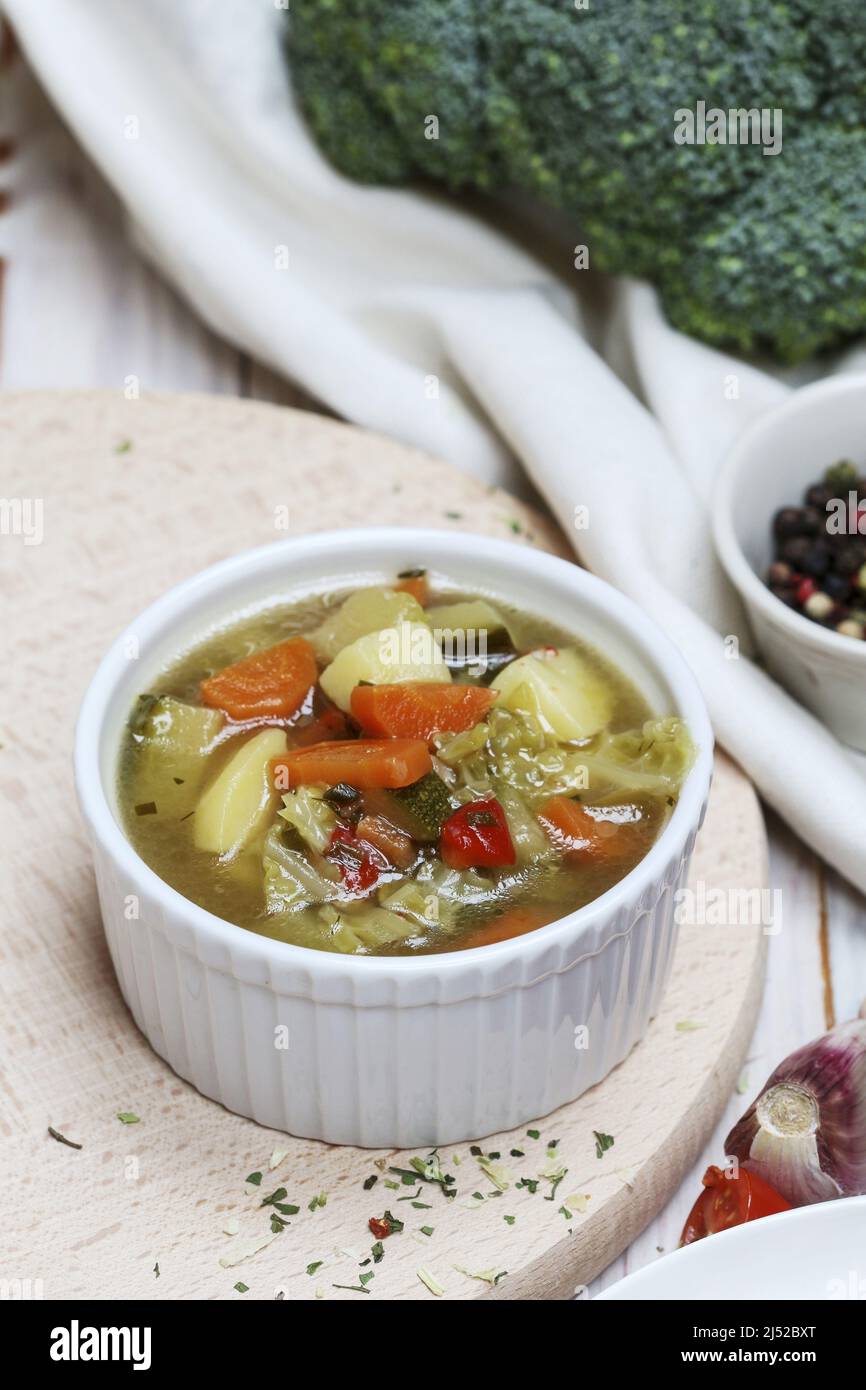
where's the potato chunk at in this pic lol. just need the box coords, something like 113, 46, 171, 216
309, 587, 427, 664
194, 727, 287, 858
319, 621, 450, 712
491, 647, 611, 741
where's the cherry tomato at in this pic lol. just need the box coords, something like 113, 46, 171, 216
440, 797, 516, 870
680, 1164, 793, 1245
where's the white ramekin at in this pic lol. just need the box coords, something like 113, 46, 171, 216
713, 375, 866, 751
75, 528, 713, 1147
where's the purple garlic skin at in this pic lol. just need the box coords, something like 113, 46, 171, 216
725, 1015, 866, 1207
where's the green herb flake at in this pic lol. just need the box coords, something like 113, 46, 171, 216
381, 1209, 404, 1234
332, 1282, 371, 1295
260, 1187, 287, 1207
676, 1018, 706, 1033
477, 1156, 510, 1192
411, 1201, 432, 1210
245, 1171, 263, 1187
48, 1126, 82, 1150
420, 1225, 434, 1237
308, 1192, 328, 1211
594, 1130, 615, 1160
363, 1175, 378, 1191
503, 1214, 516, 1225
526, 1129, 540, 1140
509, 1148, 524, 1158
371, 1242, 385, 1264
306, 1261, 323, 1276
234, 1281, 249, 1293
116, 1112, 140, 1125
359, 1271, 374, 1286
153, 1262, 160, 1279
558, 1205, 573, 1220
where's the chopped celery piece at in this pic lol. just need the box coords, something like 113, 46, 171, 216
491, 648, 611, 740
309, 587, 427, 664
576, 718, 696, 800
194, 727, 286, 858
379, 878, 446, 930
278, 785, 337, 853
133, 695, 224, 818
262, 825, 342, 913
318, 903, 416, 953
435, 721, 489, 767
495, 783, 552, 863
319, 621, 450, 711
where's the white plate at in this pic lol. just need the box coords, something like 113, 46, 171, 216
597, 1198, 866, 1300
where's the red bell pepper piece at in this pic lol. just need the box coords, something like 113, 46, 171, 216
326, 826, 385, 894
440, 797, 516, 870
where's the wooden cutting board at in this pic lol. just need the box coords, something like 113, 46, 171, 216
0, 390, 767, 1301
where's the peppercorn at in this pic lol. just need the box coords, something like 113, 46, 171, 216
799, 541, 830, 578
824, 460, 859, 491
806, 483, 835, 510
780, 536, 813, 567
834, 543, 866, 576
773, 507, 812, 541
768, 561, 793, 585
823, 572, 853, 602
804, 591, 835, 621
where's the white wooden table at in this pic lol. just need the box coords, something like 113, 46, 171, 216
3, 39, 863, 1295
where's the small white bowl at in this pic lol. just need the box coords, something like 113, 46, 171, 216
713, 375, 866, 751
597, 1195, 866, 1301
75, 528, 713, 1147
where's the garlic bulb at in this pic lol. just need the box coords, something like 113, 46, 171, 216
725, 1004, 866, 1207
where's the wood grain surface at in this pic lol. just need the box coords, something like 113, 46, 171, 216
0, 389, 766, 1300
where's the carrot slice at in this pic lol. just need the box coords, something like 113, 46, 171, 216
200, 637, 317, 721
455, 905, 557, 951
394, 574, 429, 606
537, 795, 640, 861
271, 738, 432, 790
350, 682, 496, 740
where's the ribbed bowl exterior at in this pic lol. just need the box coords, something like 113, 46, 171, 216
89, 814, 701, 1147
76, 529, 714, 1149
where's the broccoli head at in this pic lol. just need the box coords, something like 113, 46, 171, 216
288, 0, 866, 363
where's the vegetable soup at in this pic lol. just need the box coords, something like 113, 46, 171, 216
118, 574, 694, 955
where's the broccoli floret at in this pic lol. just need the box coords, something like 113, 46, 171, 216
288, 0, 866, 363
